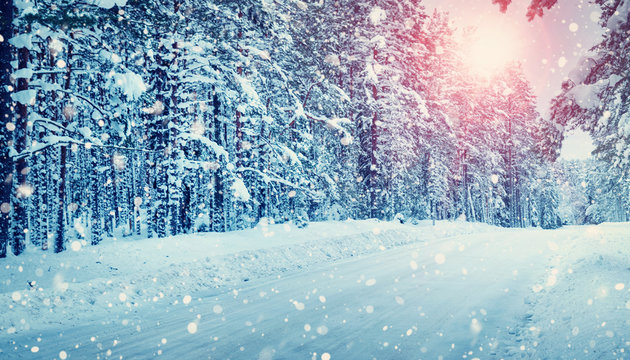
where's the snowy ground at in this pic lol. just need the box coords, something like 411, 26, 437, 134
0, 220, 629, 359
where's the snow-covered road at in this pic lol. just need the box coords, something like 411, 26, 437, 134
1, 223, 629, 359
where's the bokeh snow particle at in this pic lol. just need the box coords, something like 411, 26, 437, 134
324, 54, 340, 66
70, 241, 82, 252
470, 318, 482, 334
558, 56, 567, 68
0, 202, 10, 214
369, 6, 386, 25
112, 153, 127, 171
187, 322, 198, 334
17, 184, 34, 198
293, 300, 305, 311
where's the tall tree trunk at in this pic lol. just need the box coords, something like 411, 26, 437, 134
167, 40, 181, 236
146, 151, 155, 239
370, 84, 378, 219
90, 148, 102, 245
507, 115, 514, 227
211, 85, 225, 232
12, 32, 30, 256
0, 0, 13, 258
55, 40, 73, 252
55, 148, 67, 252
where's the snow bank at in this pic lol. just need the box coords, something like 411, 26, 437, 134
0, 220, 497, 333
504, 223, 630, 359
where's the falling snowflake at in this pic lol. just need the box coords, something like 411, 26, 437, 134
187, 322, 198, 334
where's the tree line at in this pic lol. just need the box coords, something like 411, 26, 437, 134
2, 0, 623, 257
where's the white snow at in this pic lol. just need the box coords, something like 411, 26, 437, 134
511, 224, 630, 358
180, 131, 228, 160
567, 74, 622, 110
230, 178, 251, 202
0, 220, 493, 333
619, 112, 630, 136
568, 56, 598, 85
567, 83, 602, 110
11, 68, 33, 80
366, 62, 379, 83
324, 54, 340, 67
111, 71, 147, 101
1, 222, 629, 359
279, 145, 301, 166
606, 0, 629, 31
235, 74, 260, 103
8, 34, 32, 50
245, 46, 271, 60
13, 0, 35, 12
558, 56, 568, 68
91, 0, 127, 9
368, 6, 386, 26
10, 89, 37, 105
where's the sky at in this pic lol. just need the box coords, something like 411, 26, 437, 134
422, 0, 603, 160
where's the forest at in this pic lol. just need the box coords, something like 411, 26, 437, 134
0, 0, 628, 257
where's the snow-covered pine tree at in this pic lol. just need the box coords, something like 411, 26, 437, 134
0, 0, 571, 258
536, 166, 562, 229
551, 0, 629, 177
547, 1, 629, 227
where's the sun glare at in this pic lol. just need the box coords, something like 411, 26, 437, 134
463, 21, 521, 75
